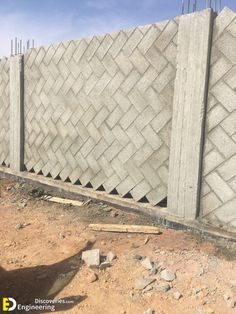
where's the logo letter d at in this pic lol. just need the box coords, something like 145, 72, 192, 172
3, 298, 17, 312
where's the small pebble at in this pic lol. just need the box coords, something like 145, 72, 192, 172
173, 291, 182, 300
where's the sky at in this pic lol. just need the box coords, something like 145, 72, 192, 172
0, 0, 236, 57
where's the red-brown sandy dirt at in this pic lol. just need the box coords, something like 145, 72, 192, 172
0, 178, 236, 314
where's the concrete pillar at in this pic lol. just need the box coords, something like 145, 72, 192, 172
10, 55, 24, 171
168, 9, 213, 219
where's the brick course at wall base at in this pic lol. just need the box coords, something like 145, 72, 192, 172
0, 8, 235, 234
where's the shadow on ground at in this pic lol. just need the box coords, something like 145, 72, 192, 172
0, 241, 94, 313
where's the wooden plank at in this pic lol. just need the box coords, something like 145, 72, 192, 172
89, 223, 161, 234
168, 9, 213, 219
47, 196, 84, 206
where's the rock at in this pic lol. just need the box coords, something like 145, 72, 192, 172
142, 285, 153, 294
86, 271, 98, 283
102, 206, 112, 212
157, 282, 171, 292
110, 211, 118, 217
144, 236, 149, 244
160, 269, 176, 282
82, 249, 100, 267
192, 288, 201, 295
223, 294, 230, 302
18, 201, 27, 209
15, 223, 24, 230
150, 265, 158, 275
144, 309, 154, 314
227, 299, 235, 308
141, 257, 153, 270
59, 232, 66, 239
135, 277, 156, 290
133, 254, 143, 261
106, 251, 116, 263
173, 291, 182, 300
99, 261, 111, 270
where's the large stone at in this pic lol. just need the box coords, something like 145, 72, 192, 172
160, 269, 176, 282
157, 282, 171, 292
141, 257, 153, 270
82, 249, 100, 267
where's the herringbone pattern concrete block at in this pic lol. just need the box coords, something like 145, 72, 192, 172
201, 8, 236, 228
24, 19, 178, 205
0, 58, 10, 166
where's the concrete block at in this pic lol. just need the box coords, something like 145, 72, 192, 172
218, 155, 236, 181
213, 7, 235, 42
155, 20, 178, 52
212, 81, 236, 112
130, 48, 149, 74
122, 28, 143, 56
206, 104, 228, 131
115, 51, 133, 76
221, 110, 236, 136
82, 249, 100, 267
203, 150, 224, 175
209, 127, 236, 158
145, 46, 168, 74
138, 25, 160, 55
205, 172, 235, 203
96, 34, 113, 60
108, 32, 127, 58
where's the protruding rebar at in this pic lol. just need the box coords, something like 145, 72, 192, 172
187, 0, 190, 13
11, 39, 13, 55
181, 0, 185, 14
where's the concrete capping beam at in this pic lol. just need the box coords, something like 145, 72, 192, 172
168, 9, 214, 220
10, 55, 24, 171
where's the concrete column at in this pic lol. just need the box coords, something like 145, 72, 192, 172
10, 55, 24, 171
168, 9, 213, 220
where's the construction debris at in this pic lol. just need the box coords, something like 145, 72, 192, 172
89, 224, 161, 234
106, 251, 116, 263
82, 249, 100, 267
47, 196, 84, 207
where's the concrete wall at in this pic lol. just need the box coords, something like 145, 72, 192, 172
0, 58, 10, 166
23, 19, 179, 206
200, 8, 236, 230
1, 8, 236, 233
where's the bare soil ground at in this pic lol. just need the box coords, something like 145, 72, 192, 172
0, 178, 236, 314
